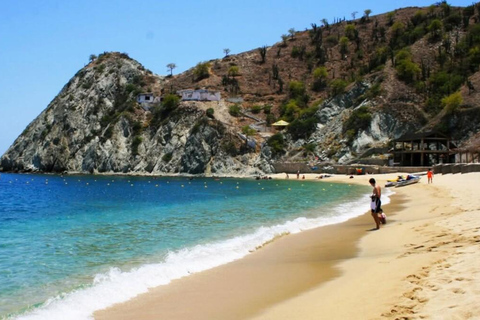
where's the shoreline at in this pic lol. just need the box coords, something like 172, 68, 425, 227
94, 173, 399, 320
251, 172, 480, 319
95, 172, 480, 319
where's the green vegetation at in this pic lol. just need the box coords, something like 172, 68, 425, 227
263, 105, 272, 114
345, 24, 357, 41
266, 114, 275, 126
287, 116, 318, 140
241, 125, 256, 148
339, 36, 349, 58
291, 45, 306, 60
303, 143, 316, 156
131, 135, 143, 156
162, 152, 173, 163
228, 66, 239, 77
267, 133, 286, 157
150, 94, 180, 130
82, 78, 94, 90
95, 64, 105, 75
343, 106, 372, 143
250, 105, 262, 114
312, 66, 328, 91
395, 49, 420, 83
325, 35, 338, 47
222, 140, 238, 156
206, 108, 215, 119
330, 79, 348, 96
441, 91, 463, 114
428, 19, 443, 41
193, 61, 210, 81
229, 104, 241, 117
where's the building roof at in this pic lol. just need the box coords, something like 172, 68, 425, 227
394, 131, 449, 142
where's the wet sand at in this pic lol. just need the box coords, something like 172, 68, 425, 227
95, 172, 480, 319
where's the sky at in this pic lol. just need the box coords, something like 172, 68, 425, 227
0, 0, 474, 155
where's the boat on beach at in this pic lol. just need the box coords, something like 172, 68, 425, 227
385, 175, 421, 187
395, 175, 421, 187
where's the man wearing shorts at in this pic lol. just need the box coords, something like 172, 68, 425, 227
369, 178, 382, 230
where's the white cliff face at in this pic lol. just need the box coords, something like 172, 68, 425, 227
310, 81, 427, 163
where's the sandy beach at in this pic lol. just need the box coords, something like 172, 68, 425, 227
95, 172, 480, 320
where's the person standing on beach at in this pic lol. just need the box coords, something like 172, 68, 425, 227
369, 178, 382, 230
427, 168, 434, 184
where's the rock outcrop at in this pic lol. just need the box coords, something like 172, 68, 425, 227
0, 53, 266, 176
3, 4, 480, 174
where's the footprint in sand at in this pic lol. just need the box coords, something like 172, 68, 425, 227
454, 277, 468, 281
436, 233, 448, 238
452, 288, 466, 294
426, 284, 440, 291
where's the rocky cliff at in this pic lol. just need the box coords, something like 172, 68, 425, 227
0, 53, 268, 175
3, 4, 480, 175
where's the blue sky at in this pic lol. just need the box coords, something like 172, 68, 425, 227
0, 0, 473, 155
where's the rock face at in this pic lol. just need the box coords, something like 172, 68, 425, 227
0, 52, 460, 175
0, 53, 266, 176
0, 47, 480, 176
4, 6, 480, 174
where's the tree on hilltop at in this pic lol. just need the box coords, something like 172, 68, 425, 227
167, 63, 177, 76
321, 18, 329, 29
288, 28, 296, 39
364, 9, 372, 20
223, 48, 231, 57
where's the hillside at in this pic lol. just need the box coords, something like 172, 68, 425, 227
2, 2, 480, 175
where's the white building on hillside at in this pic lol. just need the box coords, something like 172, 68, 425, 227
177, 89, 220, 101
137, 93, 158, 103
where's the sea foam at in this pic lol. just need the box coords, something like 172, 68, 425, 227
14, 190, 388, 320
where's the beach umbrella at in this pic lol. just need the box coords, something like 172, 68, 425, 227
272, 120, 289, 127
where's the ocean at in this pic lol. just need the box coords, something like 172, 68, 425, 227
0, 173, 378, 320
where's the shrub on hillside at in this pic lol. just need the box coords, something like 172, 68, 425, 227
250, 105, 262, 114
330, 79, 348, 96
343, 106, 372, 143
267, 133, 286, 157
229, 104, 241, 117
194, 62, 210, 81
206, 108, 215, 119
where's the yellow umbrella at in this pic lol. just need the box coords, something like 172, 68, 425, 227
272, 120, 289, 126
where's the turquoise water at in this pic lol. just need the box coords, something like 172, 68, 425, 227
0, 173, 371, 320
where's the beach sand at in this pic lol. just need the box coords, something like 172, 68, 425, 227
95, 172, 480, 320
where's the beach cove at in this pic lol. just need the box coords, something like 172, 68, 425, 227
1, 174, 370, 319
95, 172, 480, 320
